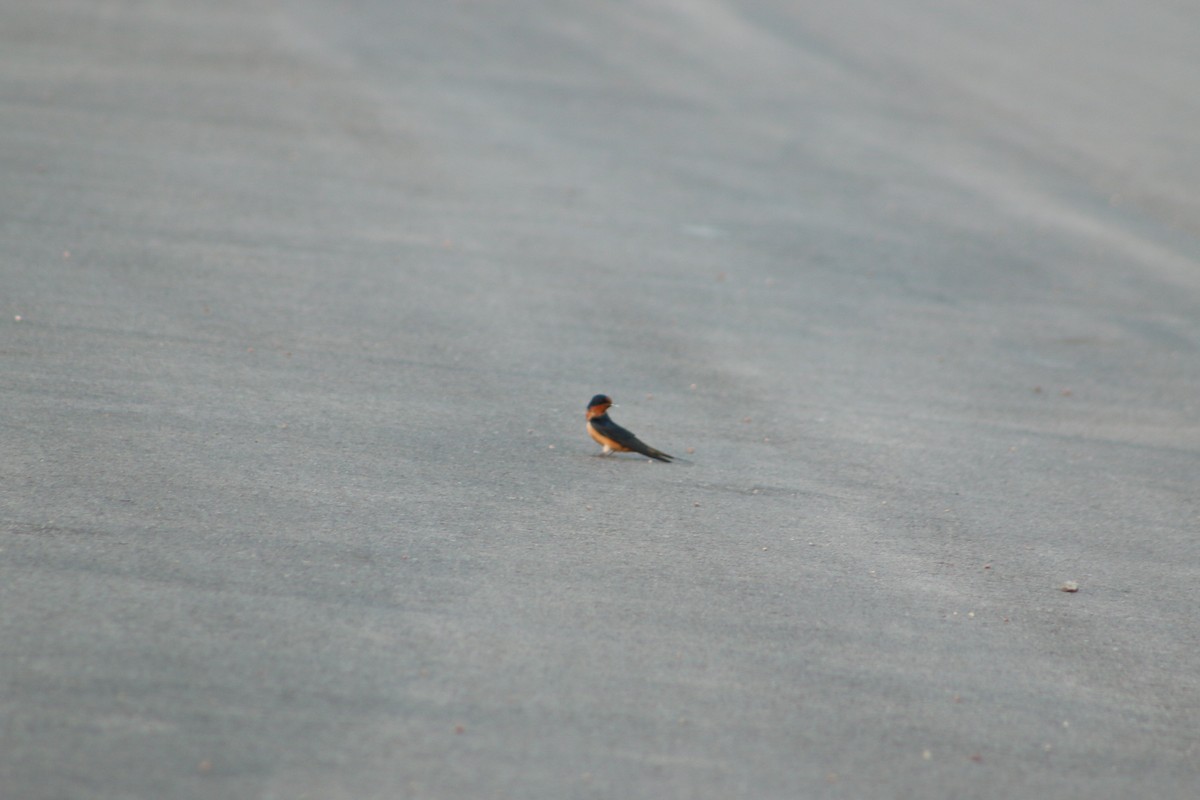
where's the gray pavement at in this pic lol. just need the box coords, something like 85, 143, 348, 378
2, 1, 1199, 798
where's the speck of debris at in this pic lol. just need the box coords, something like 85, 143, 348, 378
1060, 581, 1079, 593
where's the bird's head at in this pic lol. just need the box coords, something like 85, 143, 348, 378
586, 394, 613, 417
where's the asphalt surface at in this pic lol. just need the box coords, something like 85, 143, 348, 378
3, 2, 1199, 798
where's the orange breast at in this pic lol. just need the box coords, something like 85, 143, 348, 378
587, 421, 630, 451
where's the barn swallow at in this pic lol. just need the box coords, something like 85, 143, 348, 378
585, 394, 673, 462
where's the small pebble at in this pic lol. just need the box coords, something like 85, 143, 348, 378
1060, 581, 1079, 593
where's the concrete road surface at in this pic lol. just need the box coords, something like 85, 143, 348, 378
3, 1, 1198, 798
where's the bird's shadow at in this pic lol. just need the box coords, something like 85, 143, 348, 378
589, 453, 694, 466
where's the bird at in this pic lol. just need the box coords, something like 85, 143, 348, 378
585, 394, 673, 462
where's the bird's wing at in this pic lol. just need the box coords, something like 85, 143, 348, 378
592, 416, 673, 461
